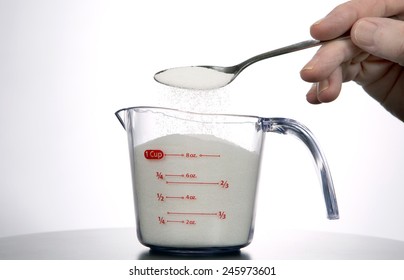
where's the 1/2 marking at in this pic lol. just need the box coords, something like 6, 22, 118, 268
157, 193, 197, 201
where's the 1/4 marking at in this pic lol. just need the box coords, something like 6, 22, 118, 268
158, 217, 197, 225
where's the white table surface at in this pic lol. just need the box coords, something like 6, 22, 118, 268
0, 228, 403, 260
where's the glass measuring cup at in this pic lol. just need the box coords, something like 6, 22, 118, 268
115, 106, 339, 254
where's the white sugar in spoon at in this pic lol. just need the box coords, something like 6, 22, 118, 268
154, 35, 350, 90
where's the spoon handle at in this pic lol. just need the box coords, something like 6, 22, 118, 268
239, 35, 351, 72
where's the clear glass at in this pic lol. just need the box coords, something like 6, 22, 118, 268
116, 106, 339, 254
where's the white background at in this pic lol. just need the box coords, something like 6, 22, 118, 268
1, 0, 404, 243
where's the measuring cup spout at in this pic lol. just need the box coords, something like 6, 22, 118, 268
115, 108, 128, 130
260, 118, 339, 220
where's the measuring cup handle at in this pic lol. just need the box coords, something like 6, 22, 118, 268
260, 118, 339, 220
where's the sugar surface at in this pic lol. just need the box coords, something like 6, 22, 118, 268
155, 66, 234, 90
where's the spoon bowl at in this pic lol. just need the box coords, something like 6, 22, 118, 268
154, 35, 350, 90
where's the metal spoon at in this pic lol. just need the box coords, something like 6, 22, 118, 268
154, 35, 350, 90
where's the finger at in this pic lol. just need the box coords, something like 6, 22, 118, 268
305, 67, 343, 104
306, 84, 321, 104
352, 17, 404, 65
300, 39, 361, 83
311, 0, 404, 40
316, 67, 343, 103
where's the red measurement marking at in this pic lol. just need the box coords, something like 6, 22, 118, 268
218, 211, 227, 219
165, 173, 197, 179
165, 174, 184, 177
153, 152, 220, 159
167, 220, 184, 223
186, 153, 197, 158
185, 173, 197, 178
157, 193, 165, 201
167, 212, 218, 216
166, 196, 184, 199
166, 180, 229, 188
199, 154, 221, 157
157, 193, 197, 201
164, 153, 184, 157
156, 172, 164, 180
165, 220, 196, 225
161, 153, 220, 158
220, 180, 229, 188
144, 150, 164, 160
166, 181, 219, 185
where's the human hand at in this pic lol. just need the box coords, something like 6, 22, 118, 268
300, 0, 404, 121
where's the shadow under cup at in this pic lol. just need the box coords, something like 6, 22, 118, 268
116, 106, 339, 254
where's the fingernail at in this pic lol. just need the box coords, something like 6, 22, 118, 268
313, 17, 324, 26
306, 84, 321, 104
301, 63, 314, 71
311, 83, 317, 91
317, 80, 329, 95
354, 20, 378, 47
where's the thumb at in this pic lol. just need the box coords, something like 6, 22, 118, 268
352, 17, 404, 65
